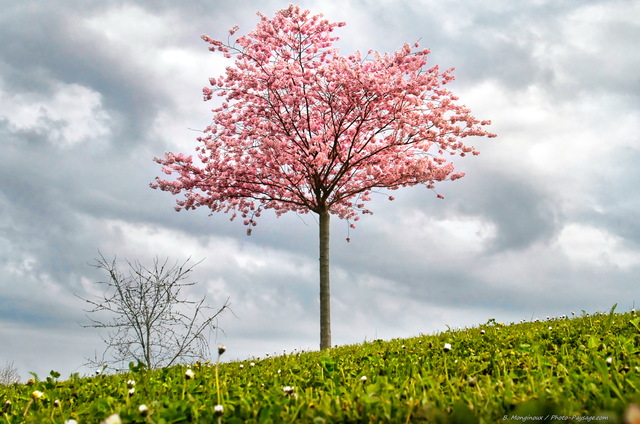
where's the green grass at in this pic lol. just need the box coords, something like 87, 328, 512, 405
3, 307, 640, 423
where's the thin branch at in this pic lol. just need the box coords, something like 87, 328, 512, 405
76, 254, 231, 369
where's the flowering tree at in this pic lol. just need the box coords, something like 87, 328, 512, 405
152, 5, 495, 350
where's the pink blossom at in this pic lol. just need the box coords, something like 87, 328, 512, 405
202, 87, 213, 100
152, 4, 494, 228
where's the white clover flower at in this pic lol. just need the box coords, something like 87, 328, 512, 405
282, 386, 295, 394
606, 357, 613, 365
239, 364, 244, 369
31, 390, 44, 400
185, 368, 195, 380
102, 414, 122, 424
54, 399, 61, 407
443, 343, 452, 352
218, 344, 226, 355
548, 326, 553, 331
64, 420, 79, 424
127, 380, 135, 388
282, 386, 297, 399
360, 376, 367, 382
214, 404, 224, 416
480, 329, 486, 335
128, 388, 135, 396
250, 362, 255, 367
138, 404, 149, 416
95, 369, 101, 376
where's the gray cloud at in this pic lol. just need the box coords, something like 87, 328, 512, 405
0, 2, 172, 146
456, 172, 561, 252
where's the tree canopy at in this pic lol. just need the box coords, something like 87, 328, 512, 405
152, 5, 495, 232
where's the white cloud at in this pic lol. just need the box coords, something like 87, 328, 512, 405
459, 76, 640, 221
435, 217, 497, 253
97, 219, 314, 277
82, 4, 180, 52
0, 81, 111, 146
80, 4, 232, 151
560, 2, 640, 57
555, 223, 640, 269
94, 218, 318, 318
545, 2, 640, 94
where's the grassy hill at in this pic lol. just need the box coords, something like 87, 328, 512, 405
2, 307, 640, 423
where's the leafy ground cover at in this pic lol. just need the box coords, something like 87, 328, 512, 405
3, 307, 640, 423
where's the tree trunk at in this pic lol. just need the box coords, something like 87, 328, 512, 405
319, 207, 332, 350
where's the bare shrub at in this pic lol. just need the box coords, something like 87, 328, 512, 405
77, 254, 230, 370
0, 361, 20, 385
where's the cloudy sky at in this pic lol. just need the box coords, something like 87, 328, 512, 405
1, 0, 639, 380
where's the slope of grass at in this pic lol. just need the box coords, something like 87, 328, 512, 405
3, 308, 640, 423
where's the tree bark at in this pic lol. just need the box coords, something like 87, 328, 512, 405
319, 207, 332, 350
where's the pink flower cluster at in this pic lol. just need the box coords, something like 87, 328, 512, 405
152, 5, 495, 229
